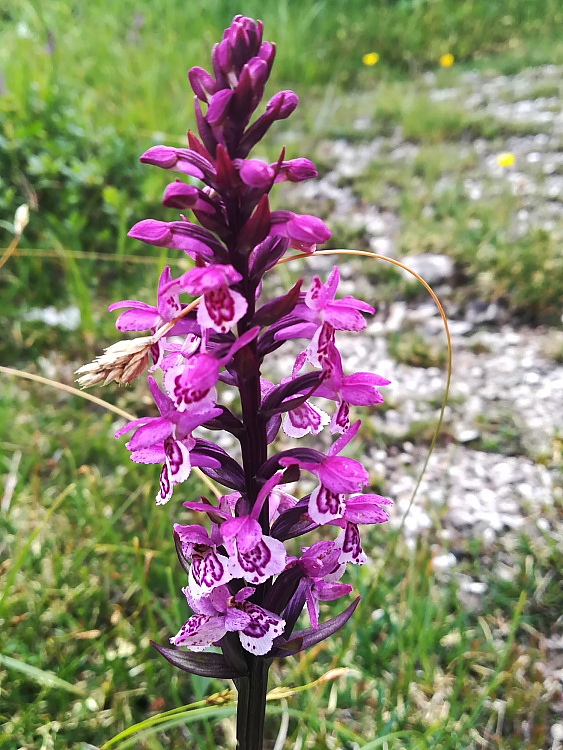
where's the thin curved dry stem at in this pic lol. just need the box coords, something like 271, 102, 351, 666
0, 234, 21, 272
0, 365, 222, 498
3, 247, 178, 266
278, 248, 453, 534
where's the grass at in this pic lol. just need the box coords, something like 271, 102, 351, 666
1, 1, 563, 747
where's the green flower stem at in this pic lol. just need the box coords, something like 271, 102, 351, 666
235, 657, 271, 750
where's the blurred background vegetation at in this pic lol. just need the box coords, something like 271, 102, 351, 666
1, 1, 562, 748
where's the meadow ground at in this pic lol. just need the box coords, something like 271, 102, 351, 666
1, 2, 562, 748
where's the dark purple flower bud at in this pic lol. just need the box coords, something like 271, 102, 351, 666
257, 41, 276, 72
162, 182, 198, 209
188, 66, 217, 102
230, 58, 269, 128
207, 89, 234, 126
222, 16, 264, 77
128, 219, 228, 262
267, 90, 299, 119
276, 158, 318, 183
140, 145, 217, 187
250, 236, 290, 278
238, 91, 299, 157
270, 211, 332, 252
237, 158, 275, 188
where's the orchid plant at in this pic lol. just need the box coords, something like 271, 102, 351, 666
78, 16, 391, 749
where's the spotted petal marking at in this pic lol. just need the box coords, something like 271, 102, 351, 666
170, 613, 227, 651
283, 401, 329, 438
230, 536, 286, 585
197, 287, 247, 333
308, 484, 345, 525
156, 438, 192, 505
157, 464, 173, 505
190, 548, 231, 595
165, 437, 192, 483
330, 400, 350, 434
239, 603, 285, 656
336, 522, 367, 565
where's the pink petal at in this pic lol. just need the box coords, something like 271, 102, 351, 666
308, 484, 346, 525
130, 445, 166, 464
328, 420, 361, 456
221, 516, 262, 554
318, 456, 368, 494
126, 417, 172, 451
228, 536, 286, 585
239, 604, 285, 656
336, 523, 366, 565
224, 608, 252, 631
114, 308, 159, 332
170, 614, 227, 651
197, 287, 247, 333
313, 580, 353, 602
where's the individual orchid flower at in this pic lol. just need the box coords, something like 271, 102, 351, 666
163, 263, 247, 333
162, 327, 259, 412
315, 340, 391, 432
173, 522, 233, 597
171, 584, 285, 656
269, 210, 331, 253
114, 376, 222, 504
330, 493, 393, 566
108, 266, 197, 368
279, 421, 369, 524
261, 377, 329, 439
220, 473, 287, 585
289, 541, 353, 629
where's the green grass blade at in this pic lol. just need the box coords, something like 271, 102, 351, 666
0, 654, 86, 697
101, 704, 236, 749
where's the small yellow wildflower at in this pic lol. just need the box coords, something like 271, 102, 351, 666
439, 53, 455, 68
362, 52, 379, 66
497, 152, 516, 168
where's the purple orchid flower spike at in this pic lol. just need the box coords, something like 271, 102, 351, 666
87, 15, 394, 750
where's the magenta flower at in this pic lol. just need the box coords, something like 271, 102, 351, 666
163, 263, 247, 333
115, 377, 222, 504
269, 210, 331, 253
173, 523, 233, 597
289, 541, 352, 629
316, 340, 391, 432
261, 377, 329, 438
279, 421, 369, 523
